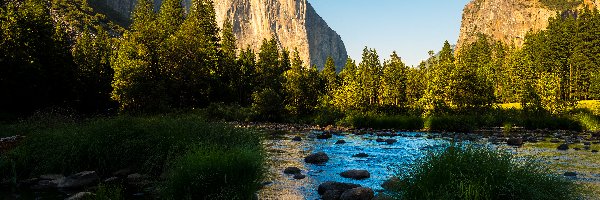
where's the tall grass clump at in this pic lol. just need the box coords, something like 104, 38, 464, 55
0, 114, 264, 197
391, 145, 583, 200
162, 146, 264, 199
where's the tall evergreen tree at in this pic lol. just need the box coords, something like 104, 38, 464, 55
380, 51, 408, 107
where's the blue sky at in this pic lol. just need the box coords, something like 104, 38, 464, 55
309, 0, 471, 66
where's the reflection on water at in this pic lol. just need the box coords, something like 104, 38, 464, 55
259, 131, 450, 200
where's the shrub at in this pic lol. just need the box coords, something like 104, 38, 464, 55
424, 115, 477, 132
390, 145, 583, 200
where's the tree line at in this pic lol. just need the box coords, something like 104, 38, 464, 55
1, 0, 599, 121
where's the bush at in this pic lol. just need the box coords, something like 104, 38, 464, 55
390, 145, 583, 200
161, 146, 264, 199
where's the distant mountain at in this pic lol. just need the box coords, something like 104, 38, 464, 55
89, 0, 348, 70
457, 0, 599, 52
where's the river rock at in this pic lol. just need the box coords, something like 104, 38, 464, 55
318, 181, 361, 195
335, 140, 346, 144
592, 150, 599, 153
507, 138, 523, 146
376, 138, 386, 142
322, 190, 343, 200
127, 173, 151, 187
340, 170, 370, 180
564, 172, 577, 177
113, 168, 132, 177
317, 133, 333, 139
385, 139, 397, 145
340, 187, 375, 200
381, 177, 402, 191
557, 144, 569, 151
66, 192, 95, 200
352, 153, 369, 158
293, 174, 306, 180
305, 152, 329, 164
58, 171, 99, 188
31, 179, 61, 190
39, 174, 64, 180
284, 167, 301, 174
292, 136, 302, 141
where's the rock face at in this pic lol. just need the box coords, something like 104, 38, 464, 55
457, 0, 599, 52
91, 0, 348, 69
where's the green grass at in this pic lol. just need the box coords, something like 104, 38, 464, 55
0, 114, 264, 199
389, 145, 584, 200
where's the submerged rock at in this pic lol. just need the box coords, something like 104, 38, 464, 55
335, 140, 346, 144
340, 170, 370, 180
352, 153, 369, 158
305, 152, 329, 164
385, 139, 397, 145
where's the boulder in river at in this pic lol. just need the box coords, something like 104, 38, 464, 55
385, 139, 397, 145
305, 152, 329, 164
340, 187, 374, 200
317, 133, 333, 139
293, 174, 306, 180
292, 136, 302, 141
284, 167, 301, 174
340, 170, 370, 180
318, 181, 361, 195
507, 138, 523, 146
58, 171, 99, 189
557, 144, 569, 151
564, 172, 577, 177
335, 140, 346, 144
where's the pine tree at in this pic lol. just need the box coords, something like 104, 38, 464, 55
380, 51, 408, 108
321, 56, 339, 95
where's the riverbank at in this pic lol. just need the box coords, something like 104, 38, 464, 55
0, 114, 264, 199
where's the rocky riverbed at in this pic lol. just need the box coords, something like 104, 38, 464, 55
242, 123, 600, 200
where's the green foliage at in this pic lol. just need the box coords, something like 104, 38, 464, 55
72, 27, 115, 112
391, 145, 583, 200
284, 50, 323, 116
0, 0, 76, 116
380, 52, 408, 107
251, 88, 285, 121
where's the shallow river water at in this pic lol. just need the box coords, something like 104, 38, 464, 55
259, 131, 452, 199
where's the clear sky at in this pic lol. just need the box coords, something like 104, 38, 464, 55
309, 0, 471, 67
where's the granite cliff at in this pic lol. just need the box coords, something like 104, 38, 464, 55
90, 0, 348, 69
457, 0, 599, 52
